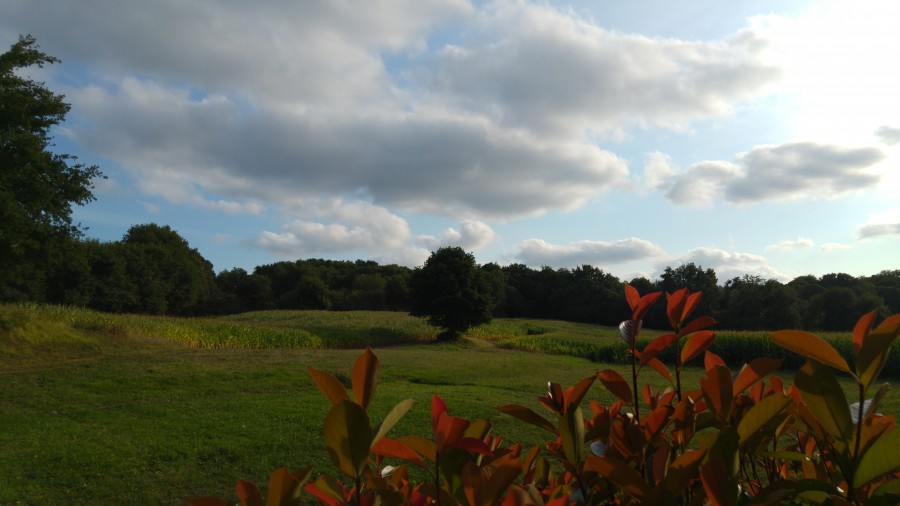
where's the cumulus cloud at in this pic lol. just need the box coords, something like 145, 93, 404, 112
876, 126, 900, 146
765, 237, 814, 251
256, 199, 412, 257
654, 142, 885, 205
855, 208, 900, 240
821, 243, 853, 252
418, 0, 781, 139
417, 220, 496, 250
516, 237, 666, 267
666, 247, 785, 281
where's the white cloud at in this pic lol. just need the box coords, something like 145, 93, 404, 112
417, 219, 496, 250
418, 0, 781, 139
855, 208, 900, 240
876, 126, 900, 146
765, 237, 814, 251
256, 199, 411, 257
821, 242, 853, 252
656, 142, 884, 205
666, 247, 785, 282
516, 237, 666, 267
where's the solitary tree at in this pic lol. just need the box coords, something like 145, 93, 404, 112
0, 35, 102, 299
409, 247, 493, 341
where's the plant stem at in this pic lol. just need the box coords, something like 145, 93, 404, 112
631, 327, 640, 423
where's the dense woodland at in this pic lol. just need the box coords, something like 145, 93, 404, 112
4, 222, 897, 332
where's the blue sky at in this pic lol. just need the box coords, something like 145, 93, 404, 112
4, 0, 899, 282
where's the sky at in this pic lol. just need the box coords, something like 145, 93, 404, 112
3, 0, 899, 283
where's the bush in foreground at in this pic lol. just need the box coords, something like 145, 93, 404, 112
191, 285, 900, 505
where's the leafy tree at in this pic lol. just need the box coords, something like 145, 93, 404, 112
122, 224, 218, 315
0, 35, 103, 300
658, 263, 720, 319
409, 247, 492, 340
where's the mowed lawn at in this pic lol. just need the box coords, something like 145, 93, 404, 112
1, 305, 896, 505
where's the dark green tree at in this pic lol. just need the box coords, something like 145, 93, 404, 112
658, 263, 721, 320
409, 247, 493, 341
122, 224, 218, 315
0, 35, 103, 300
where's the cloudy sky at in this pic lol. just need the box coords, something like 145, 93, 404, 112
4, 0, 899, 282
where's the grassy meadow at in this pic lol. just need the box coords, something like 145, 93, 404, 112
1, 304, 898, 505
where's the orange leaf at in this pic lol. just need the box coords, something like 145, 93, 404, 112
583, 456, 649, 501
352, 347, 379, 410
563, 375, 596, 412
681, 291, 703, 324
641, 333, 677, 365
857, 314, 900, 390
432, 394, 449, 433
236, 480, 263, 506
371, 437, 427, 468
678, 316, 716, 338
645, 357, 673, 383
732, 358, 782, 395
701, 364, 733, 422
308, 367, 349, 406
497, 404, 556, 433
853, 310, 879, 355
681, 330, 716, 364
266, 467, 301, 506
704, 350, 725, 371
634, 292, 663, 321
770, 330, 853, 376
625, 283, 641, 311
597, 369, 633, 405
435, 412, 469, 451
667, 289, 688, 328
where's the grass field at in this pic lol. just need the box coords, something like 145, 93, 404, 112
1, 304, 897, 505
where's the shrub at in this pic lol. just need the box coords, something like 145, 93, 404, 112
190, 286, 900, 505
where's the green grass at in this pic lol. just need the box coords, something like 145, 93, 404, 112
2, 305, 898, 504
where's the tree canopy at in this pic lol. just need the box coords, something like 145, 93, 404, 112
409, 247, 493, 340
0, 35, 102, 300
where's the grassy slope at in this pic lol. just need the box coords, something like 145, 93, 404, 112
1, 305, 896, 505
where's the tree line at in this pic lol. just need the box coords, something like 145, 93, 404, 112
6, 223, 897, 331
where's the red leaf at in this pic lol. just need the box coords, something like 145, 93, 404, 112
681, 291, 703, 324
853, 310, 879, 355
667, 289, 688, 328
596, 369, 633, 405
563, 375, 597, 412
435, 413, 469, 451
309, 367, 349, 406
625, 283, 641, 311
681, 330, 716, 364
678, 316, 716, 338
235, 480, 263, 506
646, 357, 673, 383
431, 394, 449, 434
732, 358, 783, 395
641, 333, 677, 365
352, 347, 380, 410
704, 350, 725, 371
634, 292, 663, 322
371, 437, 427, 468
701, 364, 733, 422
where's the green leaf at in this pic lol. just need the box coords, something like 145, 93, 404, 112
324, 400, 373, 478
352, 347, 379, 410
794, 360, 853, 446
557, 406, 585, 465
748, 479, 840, 505
371, 399, 417, 446
853, 427, 900, 488
737, 393, 792, 452
770, 330, 854, 376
